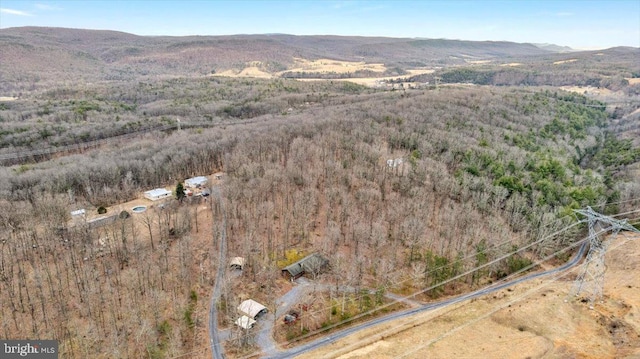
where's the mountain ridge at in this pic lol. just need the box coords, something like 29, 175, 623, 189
1, 26, 638, 93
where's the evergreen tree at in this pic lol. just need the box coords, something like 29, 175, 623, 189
176, 182, 186, 201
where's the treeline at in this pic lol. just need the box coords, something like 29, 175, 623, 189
409, 67, 635, 92
280, 67, 407, 79
404, 48, 640, 93
0, 77, 372, 156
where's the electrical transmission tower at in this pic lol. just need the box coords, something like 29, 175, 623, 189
571, 207, 639, 307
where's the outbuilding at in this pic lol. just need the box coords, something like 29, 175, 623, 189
229, 257, 246, 270
237, 299, 268, 320
144, 188, 172, 201
71, 209, 86, 217
185, 176, 208, 189
235, 315, 257, 329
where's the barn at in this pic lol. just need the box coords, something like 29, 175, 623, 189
237, 299, 268, 320
184, 176, 208, 189
144, 188, 172, 201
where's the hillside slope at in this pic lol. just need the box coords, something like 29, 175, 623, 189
1, 26, 553, 91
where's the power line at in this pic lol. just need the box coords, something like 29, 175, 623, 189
277, 222, 583, 349
314, 230, 592, 359
273, 215, 640, 358
328, 219, 634, 358
215, 218, 640, 357
213, 212, 638, 357
393, 236, 636, 359
570, 207, 639, 307
603, 196, 640, 207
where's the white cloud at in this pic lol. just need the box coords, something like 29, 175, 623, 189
35, 3, 62, 11
361, 4, 387, 12
331, 1, 352, 9
535, 11, 574, 18
0, 8, 34, 16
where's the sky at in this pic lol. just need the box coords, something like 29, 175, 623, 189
1, 0, 639, 49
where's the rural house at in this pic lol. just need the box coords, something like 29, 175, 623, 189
282, 253, 328, 280
144, 188, 172, 201
184, 176, 208, 189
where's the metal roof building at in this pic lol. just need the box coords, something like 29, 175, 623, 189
184, 176, 208, 189
237, 299, 268, 320
144, 188, 172, 201
235, 315, 257, 329
229, 257, 246, 270
281, 253, 328, 280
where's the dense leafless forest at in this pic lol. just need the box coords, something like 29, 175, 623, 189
1, 28, 639, 358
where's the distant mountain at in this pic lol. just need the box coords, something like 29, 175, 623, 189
531, 43, 575, 53
2, 27, 638, 94
0, 27, 557, 89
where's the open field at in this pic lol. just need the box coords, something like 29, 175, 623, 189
214, 67, 274, 79
287, 58, 387, 74
295, 68, 435, 87
553, 59, 578, 65
210, 58, 435, 86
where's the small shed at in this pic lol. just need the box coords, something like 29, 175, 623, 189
235, 315, 257, 329
70, 209, 86, 217
185, 176, 208, 189
229, 257, 246, 270
237, 299, 268, 320
282, 253, 328, 280
144, 188, 172, 201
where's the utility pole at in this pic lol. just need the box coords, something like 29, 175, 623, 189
570, 207, 639, 308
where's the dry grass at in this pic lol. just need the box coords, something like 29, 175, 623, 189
560, 85, 616, 96
212, 66, 273, 79
288, 58, 387, 74
466, 60, 492, 64
208, 58, 435, 87
553, 59, 578, 65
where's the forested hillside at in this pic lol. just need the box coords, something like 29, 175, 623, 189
1, 28, 639, 358
2, 76, 639, 357
409, 47, 640, 93
0, 27, 552, 92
